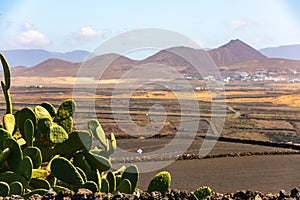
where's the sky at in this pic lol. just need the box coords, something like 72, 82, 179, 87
0, 0, 300, 53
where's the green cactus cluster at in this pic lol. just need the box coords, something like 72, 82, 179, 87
0, 53, 142, 197
0, 53, 210, 198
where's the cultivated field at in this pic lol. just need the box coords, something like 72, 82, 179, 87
1, 78, 300, 193
4, 78, 300, 143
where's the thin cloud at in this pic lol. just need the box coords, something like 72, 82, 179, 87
15, 22, 50, 47
231, 20, 247, 29
66, 27, 110, 45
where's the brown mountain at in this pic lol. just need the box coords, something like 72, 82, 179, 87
73, 53, 138, 79
5, 39, 300, 79
139, 46, 214, 76
10, 53, 138, 79
11, 59, 80, 77
208, 39, 268, 66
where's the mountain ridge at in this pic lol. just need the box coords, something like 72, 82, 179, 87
3, 39, 300, 79
0, 49, 96, 67
259, 44, 300, 60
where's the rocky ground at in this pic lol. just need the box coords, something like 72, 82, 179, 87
2, 187, 300, 200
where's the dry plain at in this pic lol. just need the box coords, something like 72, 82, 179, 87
1, 77, 300, 193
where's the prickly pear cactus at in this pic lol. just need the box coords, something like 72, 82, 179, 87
83, 151, 112, 172
55, 99, 76, 121
108, 133, 117, 155
15, 107, 37, 137
101, 178, 109, 193
9, 181, 23, 195
50, 157, 84, 186
88, 119, 107, 148
3, 138, 23, 172
117, 179, 132, 194
34, 106, 52, 120
0, 53, 155, 198
0, 53, 12, 114
107, 171, 116, 193
57, 117, 73, 134
49, 124, 68, 144
17, 156, 33, 182
83, 181, 98, 193
121, 165, 139, 194
3, 114, 15, 135
24, 119, 34, 147
0, 54, 11, 89
147, 171, 171, 196
0, 148, 10, 166
40, 102, 57, 117
36, 117, 53, 147
54, 130, 92, 156
193, 186, 213, 200
0, 181, 10, 197
0, 129, 13, 150
23, 147, 42, 169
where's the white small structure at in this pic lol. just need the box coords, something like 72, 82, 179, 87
137, 148, 143, 154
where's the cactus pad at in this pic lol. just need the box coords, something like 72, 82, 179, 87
108, 133, 117, 155
23, 147, 42, 169
83, 181, 98, 193
24, 119, 34, 147
29, 178, 51, 190
117, 179, 132, 194
17, 156, 33, 182
3, 114, 15, 135
50, 157, 84, 186
33, 140, 53, 162
107, 171, 116, 193
84, 151, 112, 172
0, 148, 10, 166
36, 117, 52, 147
15, 107, 37, 137
147, 171, 171, 196
0, 181, 10, 197
73, 153, 91, 172
121, 165, 139, 194
0, 53, 11, 89
49, 124, 69, 144
34, 105, 52, 120
0, 128, 13, 150
32, 169, 50, 180
87, 119, 107, 148
76, 167, 87, 182
0, 171, 28, 187
193, 186, 213, 200
3, 138, 23, 172
40, 102, 57, 117
101, 178, 109, 193
9, 181, 23, 196
54, 130, 92, 156
55, 99, 76, 121
57, 117, 73, 133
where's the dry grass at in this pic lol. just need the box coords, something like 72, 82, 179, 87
227, 94, 300, 107
272, 94, 300, 107
254, 120, 294, 130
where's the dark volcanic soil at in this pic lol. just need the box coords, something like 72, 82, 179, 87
138, 154, 300, 194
